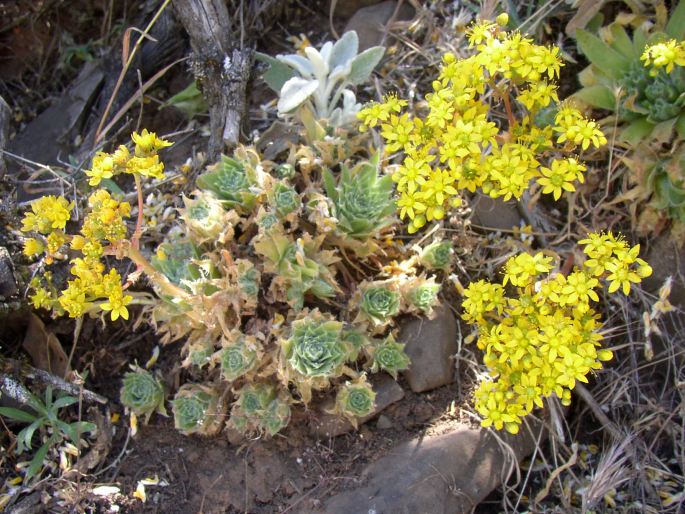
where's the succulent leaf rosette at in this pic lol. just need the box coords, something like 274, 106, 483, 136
280, 310, 352, 403
322, 155, 396, 255
229, 383, 291, 436
172, 384, 222, 436
333, 375, 376, 427
419, 240, 453, 271
180, 191, 237, 242
369, 335, 410, 379
270, 181, 301, 219
218, 337, 258, 382
403, 276, 441, 315
357, 283, 401, 327
196, 154, 261, 211
120, 367, 166, 423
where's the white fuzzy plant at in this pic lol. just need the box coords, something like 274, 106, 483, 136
257, 31, 385, 128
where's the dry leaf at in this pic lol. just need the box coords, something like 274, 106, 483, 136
22, 313, 70, 377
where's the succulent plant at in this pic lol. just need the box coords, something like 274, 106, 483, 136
357, 284, 401, 327
196, 154, 262, 211
418, 240, 453, 271
257, 31, 385, 128
368, 334, 410, 379
180, 191, 237, 242
171, 384, 222, 436
574, 2, 685, 145
254, 229, 339, 309
270, 181, 301, 219
183, 339, 215, 369
236, 260, 260, 300
333, 375, 376, 427
151, 241, 201, 286
323, 155, 396, 255
229, 383, 291, 436
280, 310, 355, 403
120, 367, 166, 423
404, 276, 441, 315
218, 336, 258, 382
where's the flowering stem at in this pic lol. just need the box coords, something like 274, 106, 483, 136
125, 244, 190, 299
132, 174, 144, 250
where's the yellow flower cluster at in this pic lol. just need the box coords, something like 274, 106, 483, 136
19, 131, 166, 321
22, 188, 134, 321
462, 232, 652, 433
357, 18, 607, 233
641, 39, 685, 74
86, 129, 172, 186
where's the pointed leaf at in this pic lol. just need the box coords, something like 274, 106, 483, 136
573, 85, 616, 110
304, 47, 329, 78
277, 77, 319, 114
620, 118, 655, 146
26, 438, 54, 482
676, 113, 685, 139
633, 26, 648, 55
608, 24, 636, 58
329, 31, 359, 68
52, 396, 79, 410
576, 29, 631, 80
348, 46, 385, 85
666, 0, 685, 39
323, 168, 338, 202
0, 407, 38, 423
255, 52, 296, 92
276, 54, 315, 78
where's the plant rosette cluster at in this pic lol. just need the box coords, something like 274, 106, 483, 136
461, 232, 652, 433
573, 2, 685, 224
358, 16, 607, 233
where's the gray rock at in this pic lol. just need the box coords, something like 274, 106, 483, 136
400, 305, 457, 393
321, 421, 544, 514
0, 95, 10, 177
310, 374, 404, 437
331, 0, 385, 19
0, 247, 17, 299
644, 230, 685, 308
470, 192, 522, 231
376, 414, 392, 429
344, 1, 415, 51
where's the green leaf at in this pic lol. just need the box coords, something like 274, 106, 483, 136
633, 26, 648, 55
608, 24, 636, 58
329, 31, 358, 69
0, 406, 38, 423
256, 52, 296, 93
20, 419, 43, 451
652, 117, 677, 143
620, 118, 655, 146
576, 29, 631, 80
322, 168, 338, 202
676, 113, 685, 139
52, 395, 79, 410
99, 178, 125, 196
666, 0, 685, 40
25, 437, 55, 482
348, 46, 385, 85
164, 81, 207, 119
573, 85, 616, 110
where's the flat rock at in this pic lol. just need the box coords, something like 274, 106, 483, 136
470, 192, 523, 231
0, 247, 17, 299
310, 373, 404, 437
400, 305, 457, 393
320, 421, 544, 514
344, 0, 415, 51
644, 230, 685, 308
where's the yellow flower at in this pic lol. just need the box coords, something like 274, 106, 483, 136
23, 238, 44, 257
641, 39, 685, 74
101, 294, 133, 321
537, 158, 586, 200
131, 129, 173, 157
